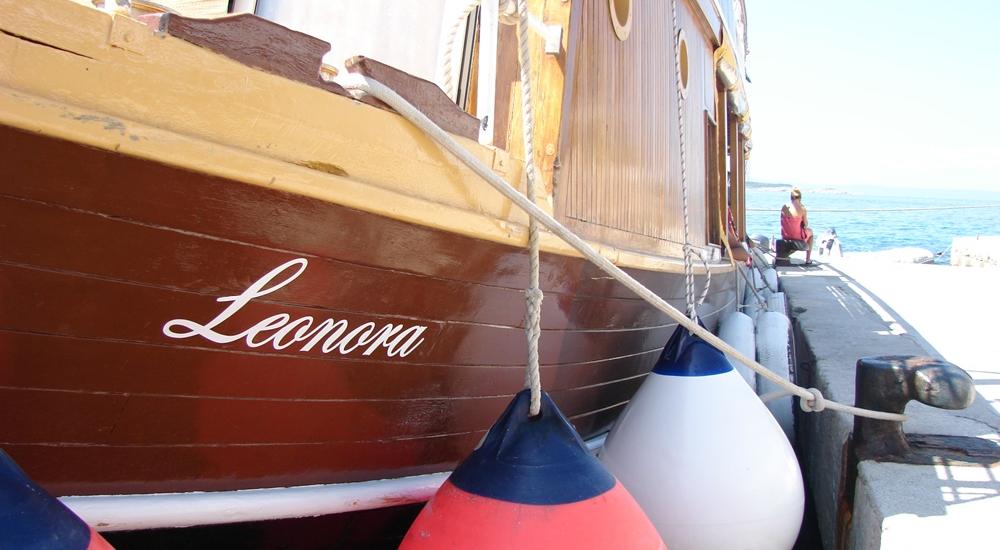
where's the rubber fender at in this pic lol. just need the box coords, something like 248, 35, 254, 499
756, 311, 794, 442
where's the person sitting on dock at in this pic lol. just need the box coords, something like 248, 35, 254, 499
780, 188, 813, 264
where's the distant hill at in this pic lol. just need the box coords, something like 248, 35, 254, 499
746, 181, 792, 191
746, 182, 851, 195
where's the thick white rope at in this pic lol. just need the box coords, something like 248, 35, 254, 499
515, 0, 544, 417
748, 205, 1000, 213
337, 74, 907, 423
737, 269, 766, 310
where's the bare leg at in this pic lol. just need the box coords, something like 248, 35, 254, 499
805, 228, 814, 263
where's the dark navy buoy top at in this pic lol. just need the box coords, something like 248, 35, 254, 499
652, 324, 733, 377
1, 450, 92, 550
449, 389, 616, 505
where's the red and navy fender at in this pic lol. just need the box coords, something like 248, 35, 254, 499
400, 389, 665, 549
1, 450, 113, 549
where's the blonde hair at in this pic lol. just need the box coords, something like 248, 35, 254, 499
790, 187, 802, 201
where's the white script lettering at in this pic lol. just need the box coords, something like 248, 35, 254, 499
163, 258, 428, 358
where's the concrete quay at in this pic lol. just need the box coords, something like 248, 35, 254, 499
777, 258, 999, 549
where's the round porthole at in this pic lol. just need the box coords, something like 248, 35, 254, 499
610, 0, 632, 41
677, 30, 690, 98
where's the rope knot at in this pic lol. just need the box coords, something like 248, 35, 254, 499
524, 287, 544, 307
799, 387, 826, 413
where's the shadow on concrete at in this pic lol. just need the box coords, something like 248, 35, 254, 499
822, 262, 1000, 448
785, 261, 999, 548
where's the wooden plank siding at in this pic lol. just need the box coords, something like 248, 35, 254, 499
0, 124, 736, 494
555, 0, 719, 256
492, 0, 573, 198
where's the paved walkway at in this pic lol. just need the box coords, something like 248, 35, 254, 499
826, 257, 1000, 434
777, 256, 999, 549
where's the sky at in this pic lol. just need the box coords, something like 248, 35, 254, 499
744, 0, 1000, 192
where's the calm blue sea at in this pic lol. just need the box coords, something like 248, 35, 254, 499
745, 188, 1000, 264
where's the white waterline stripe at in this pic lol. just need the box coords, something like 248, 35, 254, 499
62, 434, 608, 532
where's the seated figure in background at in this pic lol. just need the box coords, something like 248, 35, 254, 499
780, 187, 813, 264
819, 227, 842, 257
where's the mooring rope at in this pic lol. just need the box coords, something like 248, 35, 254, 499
337, 75, 907, 423
697, 254, 712, 309
514, 0, 544, 417
670, 1, 696, 322
747, 204, 1000, 213
735, 267, 767, 311
749, 248, 779, 294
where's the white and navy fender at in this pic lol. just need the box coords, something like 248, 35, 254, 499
400, 389, 664, 549
756, 310, 795, 442
1, 450, 114, 549
599, 325, 804, 550
717, 311, 757, 387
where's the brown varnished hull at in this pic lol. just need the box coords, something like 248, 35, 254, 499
0, 124, 735, 496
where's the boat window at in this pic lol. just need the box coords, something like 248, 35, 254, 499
677, 30, 690, 98
610, 0, 632, 41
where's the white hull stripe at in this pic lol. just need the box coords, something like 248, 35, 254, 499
61, 434, 608, 532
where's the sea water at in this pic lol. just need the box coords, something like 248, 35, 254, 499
745, 188, 1000, 264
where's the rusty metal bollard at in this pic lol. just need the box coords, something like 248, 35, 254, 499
853, 355, 976, 462
836, 355, 993, 549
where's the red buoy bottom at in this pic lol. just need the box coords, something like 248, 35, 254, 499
401, 480, 665, 549
88, 527, 115, 550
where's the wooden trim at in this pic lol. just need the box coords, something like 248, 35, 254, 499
684, 0, 723, 45
535, 0, 572, 199
345, 56, 480, 140
157, 14, 481, 140
491, 21, 517, 154
555, 0, 584, 181
498, 0, 571, 204
155, 13, 351, 97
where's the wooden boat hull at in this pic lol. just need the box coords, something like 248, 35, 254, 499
0, 124, 735, 497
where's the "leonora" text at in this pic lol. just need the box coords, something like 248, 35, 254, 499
163, 258, 427, 358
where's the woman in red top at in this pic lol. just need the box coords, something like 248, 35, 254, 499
780, 187, 813, 264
